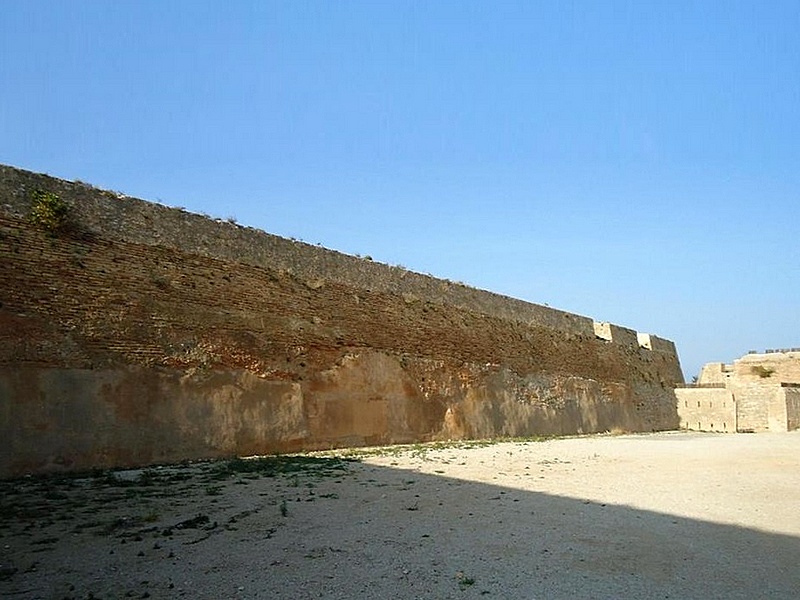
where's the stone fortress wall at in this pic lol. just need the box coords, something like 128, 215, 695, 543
1, 167, 627, 339
676, 350, 800, 432
0, 165, 684, 477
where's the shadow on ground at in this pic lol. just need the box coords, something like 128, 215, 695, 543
0, 452, 798, 599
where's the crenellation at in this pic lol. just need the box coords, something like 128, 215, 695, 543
639, 334, 677, 355
592, 322, 637, 346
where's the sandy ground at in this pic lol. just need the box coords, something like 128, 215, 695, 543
2, 431, 800, 599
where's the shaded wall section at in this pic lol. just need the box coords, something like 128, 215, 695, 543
0, 166, 684, 476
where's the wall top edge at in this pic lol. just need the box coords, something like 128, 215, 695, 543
0, 163, 675, 348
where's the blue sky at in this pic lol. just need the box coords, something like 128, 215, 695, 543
2, 1, 799, 379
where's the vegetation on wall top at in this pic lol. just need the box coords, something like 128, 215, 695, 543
28, 189, 70, 235
751, 365, 776, 378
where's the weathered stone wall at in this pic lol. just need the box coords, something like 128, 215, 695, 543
0, 165, 595, 336
687, 352, 800, 433
730, 383, 783, 433
1, 367, 309, 473
594, 322, 635, 346
767, 387, 789, 433
676, 383, 800, 433
675, 387, 735, 432
733, 352, 800, 384
697, 362, 733, 385
636, 333, 675, 353
0, 165, 684, 477
785, 387, 800, 432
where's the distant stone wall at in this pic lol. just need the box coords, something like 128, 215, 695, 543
0, 165, 684, 477
729, 384, 773, 432
675, 387, 735, 432
677, 383, 799, 433
685, 351, 800, 433
696, 363, 732, 385
734, 352, 800, 384
786, 387, 800, 432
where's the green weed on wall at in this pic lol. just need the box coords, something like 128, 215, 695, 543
29, 190, 70, 234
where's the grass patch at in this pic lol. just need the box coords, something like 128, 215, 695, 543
29, 189, 70, 234
335, 436, 552, 460
457, 573, 476, 589
751, 365, 776, 378
209, 455, 357, 480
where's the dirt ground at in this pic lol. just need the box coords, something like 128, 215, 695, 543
2, 431, 799, 599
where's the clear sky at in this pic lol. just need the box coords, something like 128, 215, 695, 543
2, 1, 799, 380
